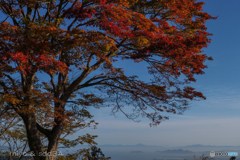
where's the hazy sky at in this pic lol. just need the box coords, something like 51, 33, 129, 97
2, 0, 240, 148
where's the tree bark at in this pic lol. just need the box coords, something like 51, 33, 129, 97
19, 73, 65, 160
21, 112, 45, 160
45, 123, 64, 160
22, 112, 64, 160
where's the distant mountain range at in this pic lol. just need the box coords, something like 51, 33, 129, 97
179, 144, 240, 148
96, 143, 164, 148
156, 149, 194, 154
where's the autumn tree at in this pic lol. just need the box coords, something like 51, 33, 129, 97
55, 145, 110, 160
0, 98, 100, 159
0, 0, 216, 160
87, 146, 110, 160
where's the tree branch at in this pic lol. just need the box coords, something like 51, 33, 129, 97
26, 7, 32, 20
61, 59, 104, 102
0, 0, 19, 26
49, 73, 56, 93
73, 78, 110, 92
32, 3, 38, 22
19, 4, 26, 18
36, 123, 51, 138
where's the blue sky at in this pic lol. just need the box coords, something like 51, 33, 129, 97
2, 0, 240, 148
78, 0, 240, 147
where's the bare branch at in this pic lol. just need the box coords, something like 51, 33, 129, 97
26, 7, 32, 20
0, 0, 19, 26
19, 4, 26, 18
56, 0, 64, 20
67, 17, 78, 31
32, 3, 39, 22
37, 8, 41, 24
36, 123, 51, 138
73, 78, 110, 92
61, 59, 104, 102
49, 74, 56, 92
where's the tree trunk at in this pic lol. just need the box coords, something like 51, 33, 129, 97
45, 124, 64, 160
22, 113, 45, 160
22, 112, 64, 160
